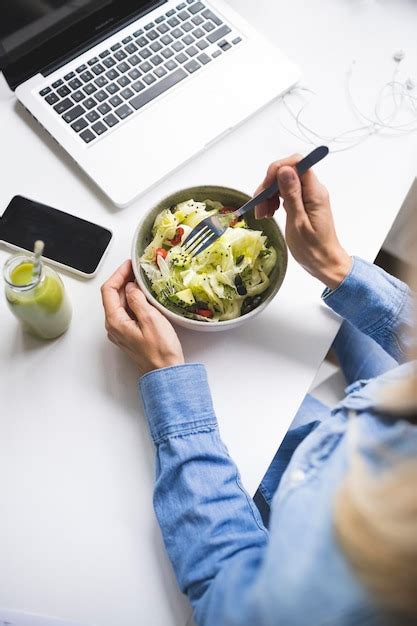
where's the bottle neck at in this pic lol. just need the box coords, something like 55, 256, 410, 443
3, 254, 44, 293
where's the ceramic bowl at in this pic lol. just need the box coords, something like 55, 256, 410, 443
131, 185, 287, 332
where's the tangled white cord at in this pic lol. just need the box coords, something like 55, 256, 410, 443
278, 52, 417, 153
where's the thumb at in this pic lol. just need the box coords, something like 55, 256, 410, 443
125, 282, 149, 318
278, 166, 305, 219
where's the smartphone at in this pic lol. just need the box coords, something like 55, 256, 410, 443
0, 196, 113, 277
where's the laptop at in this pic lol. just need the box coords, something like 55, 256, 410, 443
0, 1, 300, 208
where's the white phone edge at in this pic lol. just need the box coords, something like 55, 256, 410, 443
0, 231, 113, 279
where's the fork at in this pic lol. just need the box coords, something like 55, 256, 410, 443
181, 145, 329, 258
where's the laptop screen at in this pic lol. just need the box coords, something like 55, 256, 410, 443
0, 0, 159, 69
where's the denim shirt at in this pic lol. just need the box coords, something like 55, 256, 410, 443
139, 257, 416, 626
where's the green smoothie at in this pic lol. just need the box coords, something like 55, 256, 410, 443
4, 256, 72, 339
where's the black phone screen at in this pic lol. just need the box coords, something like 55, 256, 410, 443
0, 196, 112, 275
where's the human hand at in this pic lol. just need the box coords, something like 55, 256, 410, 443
101, 260, 184, 374
254, 154, 352, 289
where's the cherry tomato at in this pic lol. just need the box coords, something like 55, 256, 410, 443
155, 247, 167, 260
169, 227, 185, 246
219, 206, 236, 214
195, 309, 213, 318
229, 218, 238, 227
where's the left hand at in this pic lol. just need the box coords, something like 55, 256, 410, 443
101, 260, 185, 374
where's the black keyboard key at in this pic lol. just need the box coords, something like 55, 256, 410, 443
118, 76, 131, 87
110, 43, 121, 51
140, 48, 152, 60
155, 15, 165, 24
192, 15, 204, 25
104, 113, 119, 127
84, 97, 97, 109
54, 98, 74, 114
80, 70, 94, 82
178, 10, 190, 21
62, 104, 85, 123
52, 79, 63, 88
103, 57, 116, 68
99, 49, 111, 58
202, 9, 222, 25
106, 69, 119, 80
40, 87, 51, 96
69, 78, 82, 90
175, 52, 188, 63
203, 21, 215, 32
133, 29, 144, 37
115, 104, 133, 119
151, 54, 163, 66
132, 80, 145, 92
212, 49, 221, 58
147, 30, 159, 41
95, 90, 108, 102
172, 28, 183, 38
128, 68, 141, 80
184, 59, 200, 73
182, 22, 193, 32
64, 71, 75, 81
166, 9, 175, 17
88, 57, 99, 66
136, 36, 148, 47
197, 39, 209, 50
117, 61, 130, 73
162, 47, 174, 59
57, 85, 71, 97
186, 0, 194, 3
168, 16, 180, 27
161, 34, 174, 45
122, 36, 132, 44
109, 95, 123, 107
130, 68, 187, 111
84, 83, 97, 95
72, 90, 86, 102
139, 61, 153, 73
95, 75, 108, 87
80, 129, 95, 143
186, 45, 198, 57
121, 87, 134, 99
157, 23, 169, 34
144, 22, 154, 30
165, 59, 178, 71
155, 66, 167, 78
71, 117, 88, 132
197, 52, 211, 65
86, 110, 100, 122
143, 74, 156, 85
189, 1, 204, 13
232, 36, 242, 45
129, 54, 141, 66
173, 41, 185, 52
107, 83, 120, 95
150, 41, 163, 52
125, 43, 138, 54
114, 50, 127, 61
92, 63, 105, 75
45, 93, 59, 105
183, 34, 194, 45
76, 64, 87, 73
176, 3, 186, 9
98, 102, 111, 114
193, 27, 205, 38
207, 25, 231, 43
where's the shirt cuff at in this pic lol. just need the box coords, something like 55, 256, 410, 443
321, 256, 408, 333
139, 363, 218, 443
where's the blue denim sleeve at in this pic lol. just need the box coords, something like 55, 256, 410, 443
322, 256, 414, 363
140, 364, 268, 626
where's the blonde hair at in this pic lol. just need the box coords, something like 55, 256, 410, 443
334, 247, 417, 620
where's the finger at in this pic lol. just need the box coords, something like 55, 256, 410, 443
125, 282, 157, 328
101, 260, 134, 324
254, 154, 302, 220
277, 166, 306, 220
253, 183, 280, 220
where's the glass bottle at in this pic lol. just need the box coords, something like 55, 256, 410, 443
3, 254, 72, 339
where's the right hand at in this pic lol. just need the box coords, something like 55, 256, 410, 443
254, 154, 352, 290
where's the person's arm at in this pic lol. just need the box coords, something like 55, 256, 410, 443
255, 156, 414, 363
101, 262, 268, 626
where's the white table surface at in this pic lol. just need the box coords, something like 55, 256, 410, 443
1, 1, 416, 625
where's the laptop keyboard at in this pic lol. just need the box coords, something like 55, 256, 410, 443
38, 1, 242, 144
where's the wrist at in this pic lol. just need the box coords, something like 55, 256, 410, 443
314, 250, 352, 290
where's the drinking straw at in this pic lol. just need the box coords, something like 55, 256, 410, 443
32, 240, 45, 282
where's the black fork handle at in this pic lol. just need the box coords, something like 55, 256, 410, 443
234, 145, 329, 218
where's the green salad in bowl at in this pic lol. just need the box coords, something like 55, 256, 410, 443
132, 186, 287, 331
